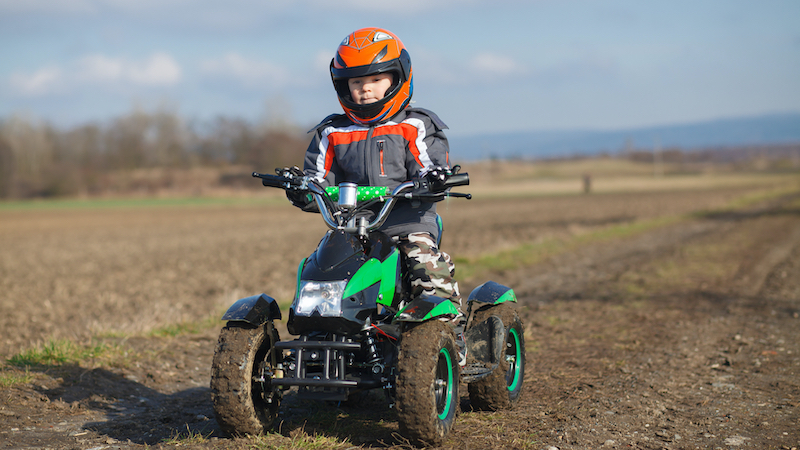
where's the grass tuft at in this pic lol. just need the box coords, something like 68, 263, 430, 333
148, 314, 222, 338
249, 429, 361, 450
7, 339, 113, 367
161, 424, 213, 445
0, 367, 35, 388
5, 339, 123, 369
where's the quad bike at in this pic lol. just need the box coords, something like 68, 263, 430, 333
210, 167, 525, 445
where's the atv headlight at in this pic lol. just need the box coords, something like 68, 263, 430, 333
294, 280, 346, 317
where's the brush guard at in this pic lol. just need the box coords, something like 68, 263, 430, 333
274, 334, 384, 401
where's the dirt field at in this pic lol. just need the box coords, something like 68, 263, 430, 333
1, 166, 799, 449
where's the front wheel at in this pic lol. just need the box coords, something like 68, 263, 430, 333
395, 320, 459, 446
468, 303, 525, 410
210, 322, 282, 436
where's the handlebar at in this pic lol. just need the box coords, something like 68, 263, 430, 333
443, 173, 469, 189
252, 170, 470, 234
255, 172, 292, 188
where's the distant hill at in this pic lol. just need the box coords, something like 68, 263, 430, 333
448, 112, 800, 161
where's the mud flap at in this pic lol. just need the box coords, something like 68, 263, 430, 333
222, 293, 282, 326
461, 315, 505, 383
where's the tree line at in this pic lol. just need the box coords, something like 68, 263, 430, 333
0, 108, 309, 199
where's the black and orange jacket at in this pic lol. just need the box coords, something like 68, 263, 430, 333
302, 107, 450, 239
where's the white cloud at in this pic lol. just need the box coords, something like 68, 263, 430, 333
472, 53, 521, 75
129, 53, 182, 85
0, 0, 193, 14
77, 55, 125, 82
8, 52, 181, 97
310, 0, 477, 14
0, 0, 470, 17
10, 66, 63, 95
314, 50, 333, 72
77, 53, 181, 86
0, 0, 95, 14
200, 53, 290, 87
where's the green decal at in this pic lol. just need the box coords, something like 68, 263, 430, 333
496, 288, 517, 304
378, 250, 400, 306
396, 297, 460, 322
437, 348, 454, 420
294, 258, 306, 299
343, 258, 382, 298
423, 300, 460, 320
507, 327, 522, 392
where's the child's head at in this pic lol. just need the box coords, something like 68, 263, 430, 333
330, 28, 413, 125
347, 73, 394, 105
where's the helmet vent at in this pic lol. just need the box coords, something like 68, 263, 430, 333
371, 45, 388, 64
373, 31, 393, 42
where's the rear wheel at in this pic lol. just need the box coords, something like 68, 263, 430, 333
468, 303, 525, 410
210, 322, 282, 436
396, 320, 459, 446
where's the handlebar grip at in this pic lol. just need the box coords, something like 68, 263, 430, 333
444, 172, 469, 188
252, 172, 290, 188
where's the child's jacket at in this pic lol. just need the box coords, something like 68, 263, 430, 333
303, 107, 450, 239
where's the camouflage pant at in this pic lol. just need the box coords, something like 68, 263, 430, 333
396, 232, 462, 310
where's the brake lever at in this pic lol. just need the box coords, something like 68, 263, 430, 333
447, 192, 472, 200
398, 191, 472, 202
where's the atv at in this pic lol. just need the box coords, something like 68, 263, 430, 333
210, 167, 525, 445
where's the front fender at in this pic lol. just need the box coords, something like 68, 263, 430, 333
467, 281, 516, 308
222, 293, 282, 326
395, 295, 459, 322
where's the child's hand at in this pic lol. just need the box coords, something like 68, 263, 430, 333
281, 166, 312, 208
424, 166, 452, 193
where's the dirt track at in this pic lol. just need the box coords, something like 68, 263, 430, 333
1, 181, 799, 449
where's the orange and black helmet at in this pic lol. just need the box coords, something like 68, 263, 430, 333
330, 28, 413, 125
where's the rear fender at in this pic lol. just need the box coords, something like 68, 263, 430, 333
466, 281, 516, 310
222, 293, 282, 326
395, 295, 459, 322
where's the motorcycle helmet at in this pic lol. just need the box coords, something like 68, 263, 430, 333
330, 27, 413, 125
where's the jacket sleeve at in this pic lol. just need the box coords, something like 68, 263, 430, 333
302, 123, 340, 188
404, 109, 451, 177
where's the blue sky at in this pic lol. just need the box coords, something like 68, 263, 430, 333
1, 0, 798, 137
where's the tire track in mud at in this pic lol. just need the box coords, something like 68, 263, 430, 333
505, 192, 800, 450
508, 191, 800, 310
508, 219, 724, 306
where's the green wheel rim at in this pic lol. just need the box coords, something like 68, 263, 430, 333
506, 327, 522, 392
435, 348, 454, 420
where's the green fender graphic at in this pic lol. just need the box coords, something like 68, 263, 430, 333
495, 288, 517, 304
342, 249, 400, 306
294, 257, 306, 298
467, 281, 517, 306
396, 296, 460, 322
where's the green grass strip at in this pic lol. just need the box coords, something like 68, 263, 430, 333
147, 313, 223, 338
0, 195, 283, 212
0, 367, 35, 388
456, 215, 679, 281
249, 431, 358, 450
458, 183, 800, 282
6, 339, 114, 367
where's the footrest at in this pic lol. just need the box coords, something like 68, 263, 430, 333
460, 362, 498, 383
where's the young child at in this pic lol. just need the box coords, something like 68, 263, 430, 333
288, 27, 462, 317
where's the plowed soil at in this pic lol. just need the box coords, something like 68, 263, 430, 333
1, 173, 799, 450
